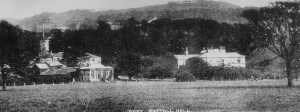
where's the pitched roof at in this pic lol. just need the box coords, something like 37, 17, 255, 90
200, 52, 244, 58
40, 67, 76, 75
80, 65, 113, 70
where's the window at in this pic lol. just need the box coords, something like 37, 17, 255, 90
237, 58, 241, 63
221, 59, 225, 67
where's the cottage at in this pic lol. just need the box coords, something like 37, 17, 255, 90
175, 47, 246, 68
76, 53, 114, 82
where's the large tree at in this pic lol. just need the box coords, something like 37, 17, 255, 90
243, 2, 300, 87
116, 53, 141, 80
0, 20, 39, 90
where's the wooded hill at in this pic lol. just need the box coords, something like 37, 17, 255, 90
16, 0, 248, 31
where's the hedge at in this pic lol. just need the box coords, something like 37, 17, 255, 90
175, 69, 196, 82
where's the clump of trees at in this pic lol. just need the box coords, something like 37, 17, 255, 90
182, 57, 262, 81
185, 57, 210, 80
0, 20, 40, 90
175, 68, 196, 82
47, 17, 258, 80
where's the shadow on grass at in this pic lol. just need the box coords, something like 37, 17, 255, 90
0, 97, 148, 112
177, 85, 300, 90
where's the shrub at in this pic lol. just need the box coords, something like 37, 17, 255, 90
116, 53, 142, 80
260, 71, 285, 79
33, 74, 73, 84
183, 57, 263, 80
207, 67, 261, 80
185, 57, 210, 80
175, 69, 196, 82
140, 55, 177, 79
149, 65, 173, 79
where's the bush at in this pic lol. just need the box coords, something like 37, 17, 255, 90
207, 67, 261, 80
116, 53, 142, 80
149, 65, 173, 79
185, 57, 210, 80
175, 69, 196, 82
140, 55, 177, 79
183, 57, 262, 80
33, 74, 73, 84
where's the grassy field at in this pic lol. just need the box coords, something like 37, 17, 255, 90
0, 80, 300, 112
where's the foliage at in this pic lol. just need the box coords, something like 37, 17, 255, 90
140, 55, 177, 79
0, 21, 40, 67
46, 17, 258, 80
49, 17, 257, 65
149, 65, 174, 79
115, 53, 141, 80
33, 75, 73, 84
242, 1, 300, 87
185, 57, 210, 80
207, 67, 261, 80
175, 69, 196, 82
0, 20, 40, 90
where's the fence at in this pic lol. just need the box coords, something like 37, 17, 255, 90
5, 81, 73, 87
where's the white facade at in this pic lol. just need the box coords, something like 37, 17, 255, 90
77, 53, 114, 82
174, 48, 246, 68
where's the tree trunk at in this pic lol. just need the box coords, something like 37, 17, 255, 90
286, 61, 293, 87
1, 70, 6, 91
128, 75, 132, 81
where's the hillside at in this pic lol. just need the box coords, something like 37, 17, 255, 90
17, 0, 247, 31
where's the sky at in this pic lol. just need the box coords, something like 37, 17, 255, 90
0, 0, 287, 19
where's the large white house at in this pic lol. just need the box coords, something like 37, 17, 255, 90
77, 53, 114, 82
174, 47, 246, 68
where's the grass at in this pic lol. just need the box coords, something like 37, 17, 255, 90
0, 80, 300, 112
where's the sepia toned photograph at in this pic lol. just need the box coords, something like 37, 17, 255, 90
0, 0, 299, 111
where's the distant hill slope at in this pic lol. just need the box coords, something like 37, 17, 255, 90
17, 0, 248, 31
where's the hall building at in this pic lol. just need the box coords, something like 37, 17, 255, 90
76, 53, 114, 82
174, 47, 246, 68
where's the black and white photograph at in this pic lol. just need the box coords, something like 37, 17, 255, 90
0, 0, 300, 111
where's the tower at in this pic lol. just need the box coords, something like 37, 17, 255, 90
39, 38, 50, 58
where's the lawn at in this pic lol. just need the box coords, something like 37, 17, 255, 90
0, 80, 300, 112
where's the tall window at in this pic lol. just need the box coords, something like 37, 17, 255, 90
237, 58, 241, 63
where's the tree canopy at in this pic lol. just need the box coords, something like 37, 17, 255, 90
242, 1, 300, 87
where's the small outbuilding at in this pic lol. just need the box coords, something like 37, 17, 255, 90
76, 53, 114, 82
